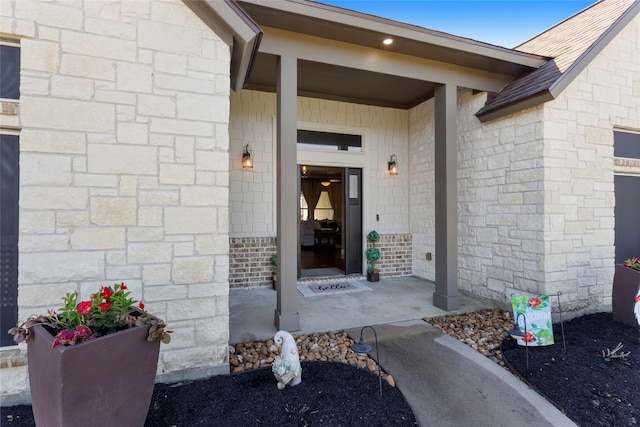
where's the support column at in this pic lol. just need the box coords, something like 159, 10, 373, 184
433, 83, 460, 311
274, 55, 300, 331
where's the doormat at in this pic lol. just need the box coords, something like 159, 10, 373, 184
297, 280, 371, 297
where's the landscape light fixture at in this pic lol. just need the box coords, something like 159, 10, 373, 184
351, 326, 383, 397
507, 313, 529, 370
242, 144, 253, 170
388, 154, 398, 176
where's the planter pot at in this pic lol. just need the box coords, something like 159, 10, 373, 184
28, 322, 160, 427
612, 264, 640, 328
367, 271, 379, 282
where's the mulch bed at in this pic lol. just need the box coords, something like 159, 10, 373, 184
501, 312, 639, 427
1, 361, 417, 426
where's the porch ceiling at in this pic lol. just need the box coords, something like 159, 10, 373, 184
236, 0, 549, 109
248, 54, 436, 109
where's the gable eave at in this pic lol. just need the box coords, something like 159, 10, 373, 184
184, 0, 263, 92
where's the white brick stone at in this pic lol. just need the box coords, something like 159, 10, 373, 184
71, 228, 125, 250
21, 155, 72, 186
159, 164, 195, 185
21, 39, 59, 72
180, 186, 228, 206
127, 242, 172, 264
139, 207, 163, 226
138, 94, 176, 118
117, 122, 149, 145
165, 207, 217, 234
21, 129, 86, 154
87, 144, 157, 175
150, 117, 213, 136
16, 1, 82, 30
127, 227, 163, 242
91, 197, 136, 226
21, 187, 87, 210
20, 235, 69, 252
20, 76, 50, 96
166, 297, 217, 321
138, 20, 202, 55
144, 284, 188, 301
143, 264, 172, 286
177, 93, 228, 122
56, 212, 90, 228
116, 62, 152, 93
61, 30, 136, 61
51, 75, 94, 100
20, 212, 56, 233
154, 52, 187, 75
22, 97, 115, 133
172, 257, 214, 284
19, 252, 105, 284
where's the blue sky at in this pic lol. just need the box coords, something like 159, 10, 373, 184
319, 1, 595, 47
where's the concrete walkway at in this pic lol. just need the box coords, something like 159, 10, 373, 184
346, 321, 576, 427
230, 276, 577, 426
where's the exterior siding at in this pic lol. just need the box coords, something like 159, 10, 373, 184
0, 0, 232, 403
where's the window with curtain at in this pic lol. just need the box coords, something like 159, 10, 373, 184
300, 191, 334, 221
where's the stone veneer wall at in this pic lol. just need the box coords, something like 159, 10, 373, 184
229, 237, 277, 288
410, 13, 640, 315
0, 0, 231, 404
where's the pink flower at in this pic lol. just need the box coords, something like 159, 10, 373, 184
100, 286, 113, 300
528, 297, 541, 307
77, 301, 92, 314
138, 301, 145, 310
99, 301, 112, 311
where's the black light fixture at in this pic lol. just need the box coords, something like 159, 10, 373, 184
507, 313, 529, 370
242, 144, 253, 170
388, 154, 398, 176
351, 326, 382, 397
301, 165, 309, 178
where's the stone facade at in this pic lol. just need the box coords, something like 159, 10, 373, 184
1, 0, 231, 404
410, 14, 640, 315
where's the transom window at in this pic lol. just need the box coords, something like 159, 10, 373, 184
297, 130, 362, 152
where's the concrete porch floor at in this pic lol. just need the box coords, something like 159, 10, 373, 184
229, 275, 492, 344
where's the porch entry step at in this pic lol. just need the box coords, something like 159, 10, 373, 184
297, 272, 366, 285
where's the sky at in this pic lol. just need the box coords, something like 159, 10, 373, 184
319, 1, 596, 47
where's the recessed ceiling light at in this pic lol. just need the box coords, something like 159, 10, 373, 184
383, 38, 393, 45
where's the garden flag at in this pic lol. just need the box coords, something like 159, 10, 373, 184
511, 295, 554, 346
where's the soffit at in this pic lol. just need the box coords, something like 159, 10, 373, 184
236, 0, 548, 109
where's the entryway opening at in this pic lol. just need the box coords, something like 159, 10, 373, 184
298, 165, 364, 279
299, 165, 344, 279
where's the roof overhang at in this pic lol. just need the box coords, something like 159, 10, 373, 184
233, 0, 548, 109
183, 0, 263, 92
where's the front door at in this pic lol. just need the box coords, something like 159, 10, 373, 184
343, 168, 363, 274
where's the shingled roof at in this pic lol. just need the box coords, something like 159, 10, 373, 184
476, 0, 640, 122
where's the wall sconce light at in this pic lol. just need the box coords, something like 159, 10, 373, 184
388, 154, 398, 176
242, 144, 253, 170
301, 165, 309, 178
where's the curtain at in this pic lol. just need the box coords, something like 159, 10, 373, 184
301, 180, 322, 220
327, 182, 342, 225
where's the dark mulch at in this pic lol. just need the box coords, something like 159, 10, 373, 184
502, 312, 640, 427
1, 361, 417, 426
